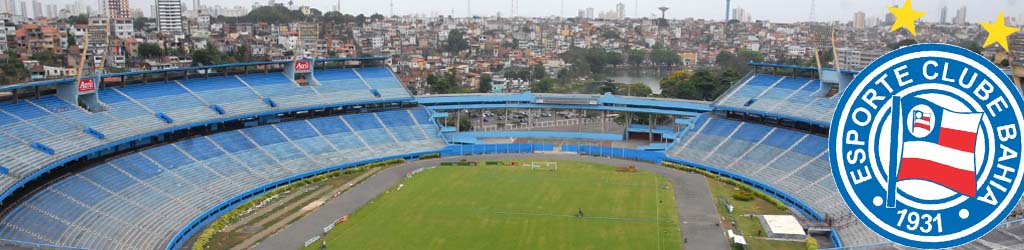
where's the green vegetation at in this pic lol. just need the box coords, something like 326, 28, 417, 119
1, 52, 29, 86
312, 160, 681, 250
29, 51, 60, 66
192, 158, 405, 250
477, 74, 492, 93
445, 29, 470, 56
715, 50, 763, 74
426, 69, 473, 94
661, 162, 787, 210
659, 69, 740, 101
138, 43, 164, 59
707, 180, 805, 250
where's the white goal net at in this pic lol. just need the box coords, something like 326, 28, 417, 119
529, 161, 558, 171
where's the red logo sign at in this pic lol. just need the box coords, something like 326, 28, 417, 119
78, 78, 96, 92
294, 61, 311, 72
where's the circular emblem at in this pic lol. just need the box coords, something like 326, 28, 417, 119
830, 43, 1024, 248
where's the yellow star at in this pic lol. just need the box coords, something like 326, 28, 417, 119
887, 0, 926, 36
979, 12, 1020, 52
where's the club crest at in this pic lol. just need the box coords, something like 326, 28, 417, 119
830, 43, 1024, 248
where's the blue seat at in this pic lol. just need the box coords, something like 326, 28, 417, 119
357, 129, 396, 145
112, 155, 164, 181
324, 132, 365, 149
793, 136, 827, 156
98, 90, 153, 119
262, 143, 304, 161
115, 81, 205, 112
240, 73, 315, 97
309, 117, 349, 135
276, 121, 319, 140
775, 77, 810, 90
143, 146, 195, 170
208, 131, 257, 153
343, 113, 384, 130
702, 119, 740, 137
376, 111, 416, 127
410, 109, 434, 125
762, 129, 804, 149
746, 74, 782, 86
82, 164, 138, 193
242, 126, 288, 146
180, 76, 259, 104
177, 137, 225, 161
733, 123, 771, 142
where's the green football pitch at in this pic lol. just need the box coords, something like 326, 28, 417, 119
308, 160, 682, 250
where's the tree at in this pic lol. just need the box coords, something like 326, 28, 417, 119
1, 52, 28, 85
427, 69, 462, 94
66, 32, 77, 47
133, 17, 153, 31
29, 51, 59, 66
650, 47, 681, 66
477, 74, 492, 93
598, 82, 618, 94
234, 45, 252, 62
191, 47, 225, 66
618, 83, 652, 97
600, 30, 620, 39
370, 13, 385, 21
66, 14, 88, 25
660, 71, 697, 99
354, 14, 368, 25
890, 39, 918, 50
240, 5, 306, 23
606, 51, 624, 67
715, 50, 762, 74
659, 69, 737, 100
530, 64, 546, 80
628, 49, 647, 67
445, 29, 470, 55
532, 78, 555, 92
957, 39, 983, 54
138, 43, 164, 59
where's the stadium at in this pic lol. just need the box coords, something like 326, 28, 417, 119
0, 57, 1020, 250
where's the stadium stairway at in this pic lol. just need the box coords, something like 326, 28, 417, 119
0, 108, 445, 250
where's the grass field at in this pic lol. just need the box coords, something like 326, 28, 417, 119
706, 178, 806, 250
309, 160, 681, 250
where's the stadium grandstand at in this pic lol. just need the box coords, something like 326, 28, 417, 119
0, 57, 1020, 250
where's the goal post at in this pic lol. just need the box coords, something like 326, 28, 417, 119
529, 161, 558, 171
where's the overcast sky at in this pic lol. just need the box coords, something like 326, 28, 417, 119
102, 0, 1024, 23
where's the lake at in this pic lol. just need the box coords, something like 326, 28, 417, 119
602, 69, 669, 94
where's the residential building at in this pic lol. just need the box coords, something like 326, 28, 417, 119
156, 0, 183, 34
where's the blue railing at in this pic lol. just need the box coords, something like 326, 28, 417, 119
560, 144, 663, 163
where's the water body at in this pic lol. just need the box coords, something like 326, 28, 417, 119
602, 69, 668, 95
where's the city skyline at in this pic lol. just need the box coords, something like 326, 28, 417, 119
2, 0, 1021, 24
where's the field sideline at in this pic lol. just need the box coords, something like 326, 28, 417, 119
307, 160, 682, 250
